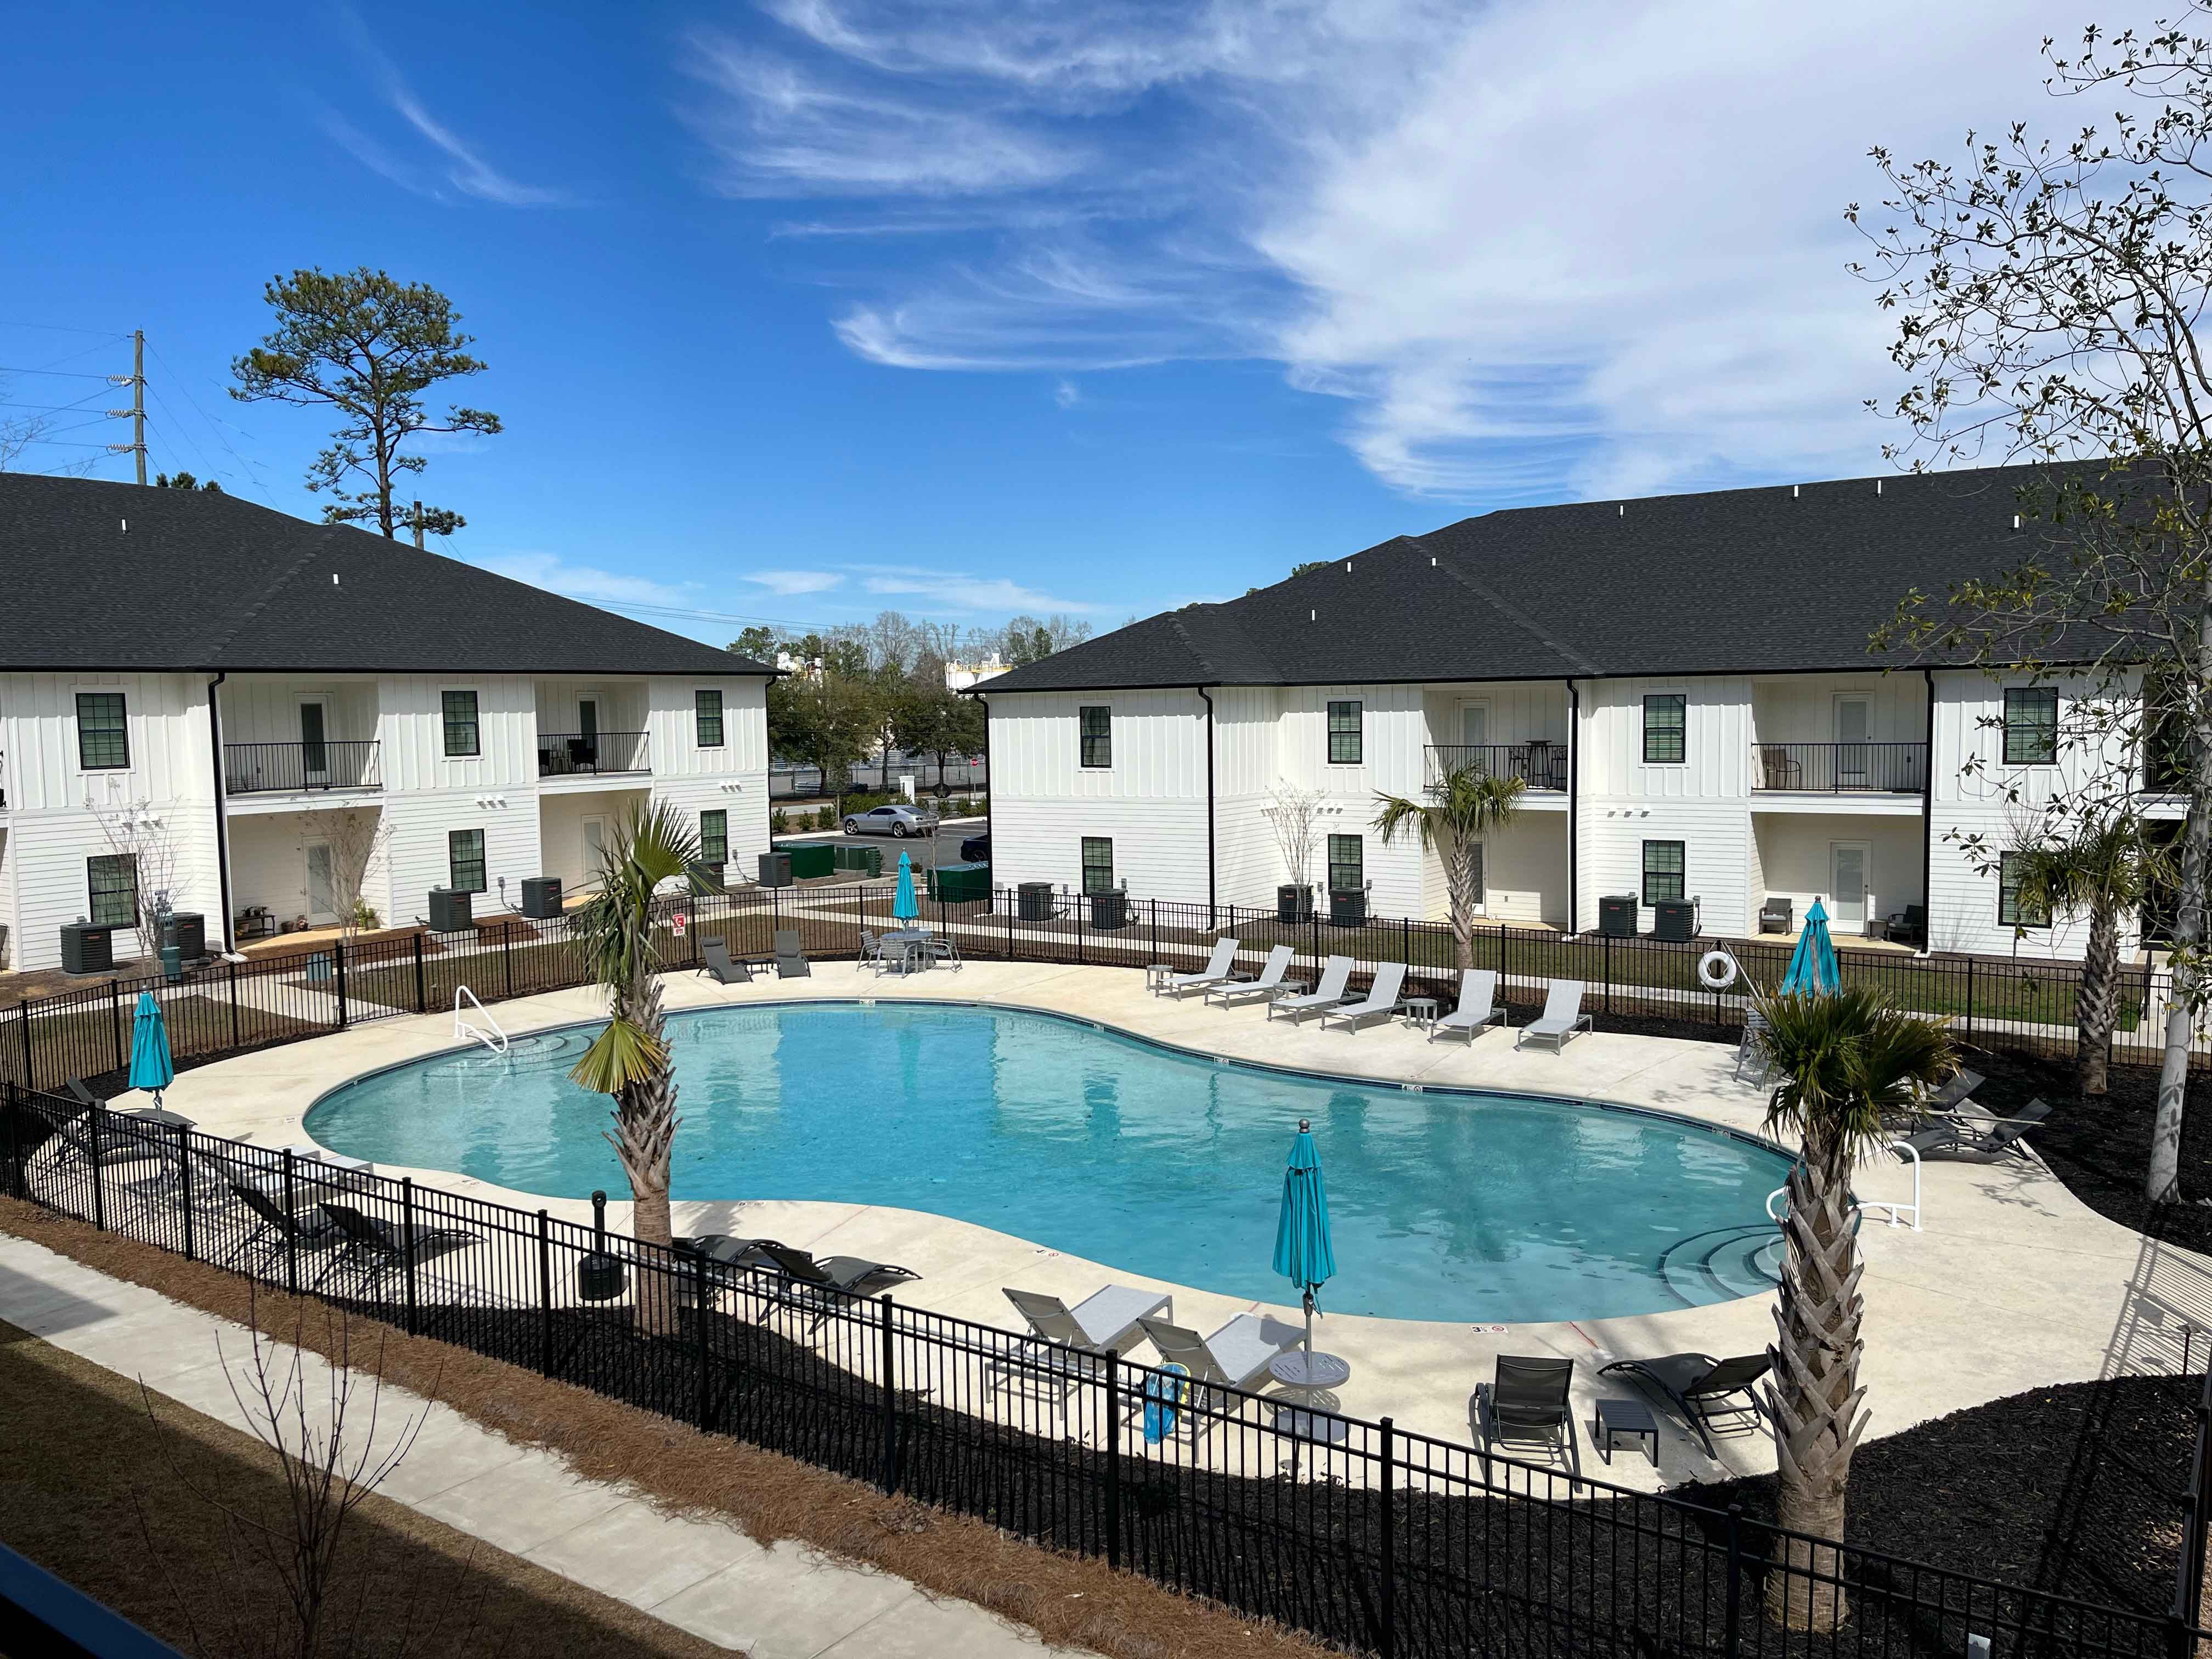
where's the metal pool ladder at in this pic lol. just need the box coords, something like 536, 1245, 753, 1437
453, 985, 509, 1055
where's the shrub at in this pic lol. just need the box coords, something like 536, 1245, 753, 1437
770, 810, 789, 835
814, 807, 835, 831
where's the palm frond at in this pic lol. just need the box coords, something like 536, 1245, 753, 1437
568, 1017, 670, 1096
1372, 763, 1526, 848
1754, 986, 1955, 1164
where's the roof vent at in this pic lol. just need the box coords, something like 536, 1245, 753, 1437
331, 573, 340, 585
1430, 556, 1437, 567
120, 519, 127, 532
1792, 484, 1801, 499
1344, 560, 1352, 572
1310, 608, 1317, 623
1617, 504, 1624, 518
1876, 478, 1883, 495
2012, 514, 2023, 533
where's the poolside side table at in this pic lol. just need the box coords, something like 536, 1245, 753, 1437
1270, 1349, 1352, 1444
1595, 1395, 1658, 1466
1398, 996, 1440, 1031
1145, 963, 1178, 994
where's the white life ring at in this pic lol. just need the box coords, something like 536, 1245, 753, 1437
1697, 950, 1739, 990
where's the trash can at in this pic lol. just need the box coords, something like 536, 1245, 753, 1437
1018, 881, 1056, 921
1329, 889, 1367, 926
757, 851, 793, 888
1089, 890, 1129, 931
1277, 884, 1312, 923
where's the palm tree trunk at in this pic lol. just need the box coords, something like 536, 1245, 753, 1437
605, 961, 680, 1334
1766, 1137, 1867, 1630
1447, 835, 1478, 969
2076, 899, 2118, 1097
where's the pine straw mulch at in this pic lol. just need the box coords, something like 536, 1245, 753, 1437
0, 1198, 1330, 1659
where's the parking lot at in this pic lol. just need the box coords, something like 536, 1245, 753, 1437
772, 814, 985, 877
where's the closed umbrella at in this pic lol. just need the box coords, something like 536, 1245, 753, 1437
893, 850, 920, 924
1272, 1118, 1338, 1371
1781, 897, 1842, 996
128, 990, 174, 1109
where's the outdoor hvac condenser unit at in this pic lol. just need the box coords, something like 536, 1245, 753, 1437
1653, 899, 1700, 943
1598, 894, 1639, 938
519, 877, 563, 919
427, 887, 474, 933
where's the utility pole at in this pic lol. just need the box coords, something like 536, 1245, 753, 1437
105, 329, 146, 483
411, 500, 424, 549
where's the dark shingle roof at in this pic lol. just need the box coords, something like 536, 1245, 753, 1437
980, 464, 2074, 692
0, 475, 770, 676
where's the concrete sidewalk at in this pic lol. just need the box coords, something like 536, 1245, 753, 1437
0, 1231, 1072, 1659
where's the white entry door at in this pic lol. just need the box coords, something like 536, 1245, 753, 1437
1829, 843, 1869, 933
582, 815, 608, 882
304, 841, 338, 924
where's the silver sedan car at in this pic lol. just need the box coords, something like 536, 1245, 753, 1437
842, 802, 933, 838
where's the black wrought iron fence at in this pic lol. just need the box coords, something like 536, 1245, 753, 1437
1, 1081, 2202, 1659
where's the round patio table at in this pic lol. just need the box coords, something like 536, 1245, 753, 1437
1269, 1350, 1352, 1444
1144, 963, 1179, 994
1398, 996, 1440, 1031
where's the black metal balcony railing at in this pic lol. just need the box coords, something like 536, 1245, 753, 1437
538, 730, 649, 777
1751, 741, 1928, 793
223, 740, 380, 795
1424, 742, 1569, 792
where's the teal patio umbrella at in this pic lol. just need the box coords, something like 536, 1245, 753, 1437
1272, 1118, 1338, 1369
1781, 897, 1842, 996
893, 850, 920, 924
128, 990, 174, 1108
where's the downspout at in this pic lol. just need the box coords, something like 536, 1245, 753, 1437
973, 692, 990, 848
207, 672, 234, 952
1920, 666, 1936, 955
1196, 685, 1217, 925
1566, 678, 1581, 935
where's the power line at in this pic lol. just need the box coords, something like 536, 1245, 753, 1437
144, 338, 271, 499
0, 364, 121, 380
0, 321, 130, 337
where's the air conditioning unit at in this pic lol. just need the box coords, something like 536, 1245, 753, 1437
1653, 898, 1700, 943
518, 877, 563, 919
1598, 894, 1640, 938
427, 887, 474, 933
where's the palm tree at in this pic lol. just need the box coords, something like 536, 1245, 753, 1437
567, 802, 698, 1329
1372, 764, 1525, 967
1754, 985, 1954, 1630
2008, 811, 2157, 1096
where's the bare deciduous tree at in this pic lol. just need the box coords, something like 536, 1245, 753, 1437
84, 791, 181, 961
1262, 783, 1327, 913
294, 809, 393, 941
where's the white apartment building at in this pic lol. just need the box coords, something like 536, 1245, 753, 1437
0, 476, 772, 973
974, 465, 2179, 963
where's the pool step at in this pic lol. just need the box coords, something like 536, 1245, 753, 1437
1658, 1223, 1783, 1307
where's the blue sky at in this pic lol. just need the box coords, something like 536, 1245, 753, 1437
1, 0, 2138, 647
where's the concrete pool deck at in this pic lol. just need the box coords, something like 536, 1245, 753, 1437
141, 960, 2212, 1495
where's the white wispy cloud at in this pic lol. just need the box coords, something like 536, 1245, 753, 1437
1054, 378, 1081, 409
386, 88, 570, 206
681, 0, 2159, 503
746, 568, 847, 595
852, 563, 1104, 613
476, 552, 696, 609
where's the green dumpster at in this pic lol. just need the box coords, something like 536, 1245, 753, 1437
928, 861, 990, 903
776, 841, 835, 880
832, 844, 883, 877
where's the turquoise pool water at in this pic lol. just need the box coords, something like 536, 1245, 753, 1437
304, 1001, 1791, 1324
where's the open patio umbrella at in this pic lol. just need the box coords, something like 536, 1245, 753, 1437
1272, 1118, 1338, 1369
128, 990, 174, 1108
1781, 896, 1842, 996
893, 851, 920, 925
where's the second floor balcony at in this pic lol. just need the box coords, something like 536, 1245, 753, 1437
1424, 742, 1569, 792
1751, 741, 1927, 794
539, 730, 650, 778
224, 740, 381, 795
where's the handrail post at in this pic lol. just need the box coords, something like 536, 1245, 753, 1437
879, 1293, 899, 1494
1379, 1416, 1397, 1659
1724, 1504, 1744, 1659
1102, 1358, 1122, 1571
537, 1209, 554, 1377
401, 1177, 420, 1335
282, 1148, 298, 1293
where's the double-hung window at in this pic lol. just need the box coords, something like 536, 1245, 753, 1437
448, 828, 487, 894
1642, 840, 1685, 905
696, 689, 724, 748
1079, 706, 1111, 768
76, 692, 129, 770
699, 809, 727, 864
1327, 834, 1364, 895
1642, 694, 1686, 764
87, 854, 137, 927
2002, 687, 2058, 765
1327, 700, 1363, 765
441, 690, 480, 758
1081, 837, 1115, 895
1997, 850, 2049, 927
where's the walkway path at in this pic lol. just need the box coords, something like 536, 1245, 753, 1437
0, 1231, 1071, 1659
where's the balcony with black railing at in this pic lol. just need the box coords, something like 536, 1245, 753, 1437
223, 740, 381, 795
1423, 742, 1570, 792
1750, 741, 1927, 794
538, 730, 650, 778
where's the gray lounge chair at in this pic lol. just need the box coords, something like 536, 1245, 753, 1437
1899, 1098, 2051, 1163
1269, 956, 1355, 1023
1516, 980, 1593, 1052
1005, 1285, 1173, 1357
1431, 969, 1506, 1043
750, 1240, 919, 1326
772, 930, 811, 979
1473, 1354, 1580, 1481
1161, 938, 1240, 998
698, 935, 753, 986
1914, 1067, 1987, 1119
1135, 1313, 1290, 1426
1319, 962, 1408, 1032
1598, 1351, 1771, 1458
1205, 944, 1297, 1006
320, 1203, 479, 1291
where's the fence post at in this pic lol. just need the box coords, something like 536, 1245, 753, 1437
1379, 1417, 1397, 1659
282, 1149, 299, 1294
1724, 1504, 1744, 1659
1150, 901, 1159, 968
1965, 958, 1977, 1041
108, 979, 123, 1075
88, 1107, 106, 1232
695, 1249, 714, 1429
401, 1177, 420, 1335
334, 941, 349, 1030
879, 1293, 899, 1494
1007, 891, 1015, 961
503, 922, 515, 998
1402, 917, 1411, 986
17, 1006, 32, 1094
3, 1085, 21, 1200
1101, 1358, 1123, 1571
2171, 1367, 2212, 1657
1604, 933, 1613, 1015
537, 1210, 554, 1378
227, 958, 241, 1051
176, 1122, 195, 1260
414, 930, 427, 1014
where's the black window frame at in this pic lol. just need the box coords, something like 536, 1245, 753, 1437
76, 692, 129, 771
1327, 833, 1364, 895
699, 809, 727, 864
696, 688, 725, 749
1081, 836, 1115, 895
448, 827, 487, 895
87, 853, 137, 928
441, 690, 481, 759
1079, 705, 1112, 769
1642, 694, 1686, 765
1998, 850, 2050, 928
2002, 686, 2059, 766
1642, 839, 1686, 905
1327, 699, 1364, 765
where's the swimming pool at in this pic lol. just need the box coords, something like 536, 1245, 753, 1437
304, 1001, 1791, 1324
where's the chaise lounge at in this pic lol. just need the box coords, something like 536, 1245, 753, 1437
1898, 1098, 2051, 1163
1516, 980, 1593, 1052
1161, 938, 1241, 998
1431, 968, 1507, 1043
1598, 1351, 1771, 1458
1205, 944, 1298, 1007
1269, 956, 1354, 1024
1319, 962, 1408, 1033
